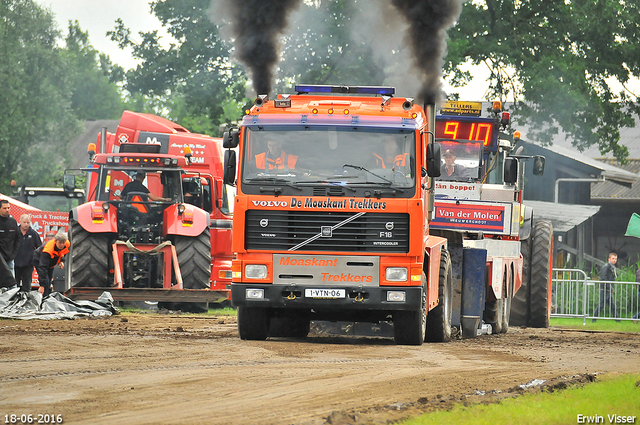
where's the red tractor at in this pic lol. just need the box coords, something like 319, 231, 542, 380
63, 140, 224, 305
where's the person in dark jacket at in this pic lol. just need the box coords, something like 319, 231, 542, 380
0, 199, 20, 288
15, 214, 42, 291
32, 232, 69, 297
121, 171, 169, 202
593, 252, 618, 321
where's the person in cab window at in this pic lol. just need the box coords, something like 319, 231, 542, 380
255, 140, 297, 171
121, 171, 169, 202
373, 139, 408, 172
439, 149, 470, 181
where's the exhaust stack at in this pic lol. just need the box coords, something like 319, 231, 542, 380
425, 104, 436, 221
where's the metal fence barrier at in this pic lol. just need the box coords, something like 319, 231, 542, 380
552, 268, 640, 325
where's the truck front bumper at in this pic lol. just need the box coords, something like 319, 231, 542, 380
231, 283, 423, 311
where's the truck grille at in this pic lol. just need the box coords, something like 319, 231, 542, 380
245, 211, 409, 253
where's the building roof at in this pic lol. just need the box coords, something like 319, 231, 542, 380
525, 200, 600, 233
592, 159, 640, 201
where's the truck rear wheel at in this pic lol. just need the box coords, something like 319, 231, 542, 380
529, 220, 553, 328
483, 298, 503, 334
238, 306, 270, 340
68, 219, 109, 288
393, 272, 427, 345
510, 236, 531, 326
426, 248, 453, 342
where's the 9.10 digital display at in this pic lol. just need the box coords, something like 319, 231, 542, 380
435, 119, 496, 149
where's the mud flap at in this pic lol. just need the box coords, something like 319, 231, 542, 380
460, 248, 487, 339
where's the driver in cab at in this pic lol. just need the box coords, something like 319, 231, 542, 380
255, 140, 297, 171
120, 171, 170, 202
373, 139, 408, 172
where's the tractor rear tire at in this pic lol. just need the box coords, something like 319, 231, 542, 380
68, 219, 109, 288
394, 272, 427, 345
238, 306, 270, 340
165, 229, 212, 313
529, 220, 553, 328
175, 229, 211, 290
426, 249, 453, 342
510, 236, 531, 326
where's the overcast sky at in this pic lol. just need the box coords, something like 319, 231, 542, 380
43, 0, 171, 70
44, 1, 638, 103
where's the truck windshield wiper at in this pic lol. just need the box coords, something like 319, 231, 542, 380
342, 164, 405, 193
343, 164, 392, 184
247, 177, 302, 192
296, 180, 356, 192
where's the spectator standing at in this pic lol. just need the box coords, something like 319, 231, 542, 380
32, 232, 69, 297
592, 252, 619, 321
15, 214, 42, 291
0, 199, 20, 288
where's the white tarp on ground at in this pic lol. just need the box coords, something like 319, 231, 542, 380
0, 287, 118, 320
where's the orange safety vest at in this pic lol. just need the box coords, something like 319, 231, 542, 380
255, 151, 298, 170
373, 152, 408, 169
42, 239, 70, 266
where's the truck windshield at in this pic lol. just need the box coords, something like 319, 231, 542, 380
241, 127, 416, 188
436, 139, 483, 182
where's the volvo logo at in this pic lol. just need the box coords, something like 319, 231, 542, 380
260, 219, 269, 228
321, 226, 332, 237
385, 222, 395, 231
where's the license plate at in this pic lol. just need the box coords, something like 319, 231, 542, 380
304, 289, 346, 299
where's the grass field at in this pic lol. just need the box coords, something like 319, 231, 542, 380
551, 317, 640, 333
400, 372, 640, 425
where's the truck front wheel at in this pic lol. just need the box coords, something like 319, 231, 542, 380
238, 306, 270, 340
426, 248, 453, 342
393, 273, 427, 345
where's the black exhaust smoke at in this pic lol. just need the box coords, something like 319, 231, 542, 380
219, 0, 301, 95
390, 0, 464, 105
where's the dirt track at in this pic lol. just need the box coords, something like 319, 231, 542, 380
1, 313, 639, 425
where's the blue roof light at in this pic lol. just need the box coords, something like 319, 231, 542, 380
294, 85, 395, 96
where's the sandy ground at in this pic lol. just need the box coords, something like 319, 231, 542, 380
1, 313, 639, 425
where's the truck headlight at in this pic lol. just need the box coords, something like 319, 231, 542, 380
386, 267, 408, 282
245, 264, 267, 279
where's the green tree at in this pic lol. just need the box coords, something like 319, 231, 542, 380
63, 20, 126, 120
0, 0, 82, 192
108, 0, 248, 132
446, 1, 640, 160
277, 0, 386, 90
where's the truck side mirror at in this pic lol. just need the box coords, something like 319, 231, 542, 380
504, 157, 518, 184
224, 150, 237, 185
63, 174, 76, 194
426, 143, 441, 178
532, 155, 545, 176
223, 129, 240, 148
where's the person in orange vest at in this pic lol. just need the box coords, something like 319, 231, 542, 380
32, 232, 70, 297
373, 139, 408, 172
255, 140, 298, 171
